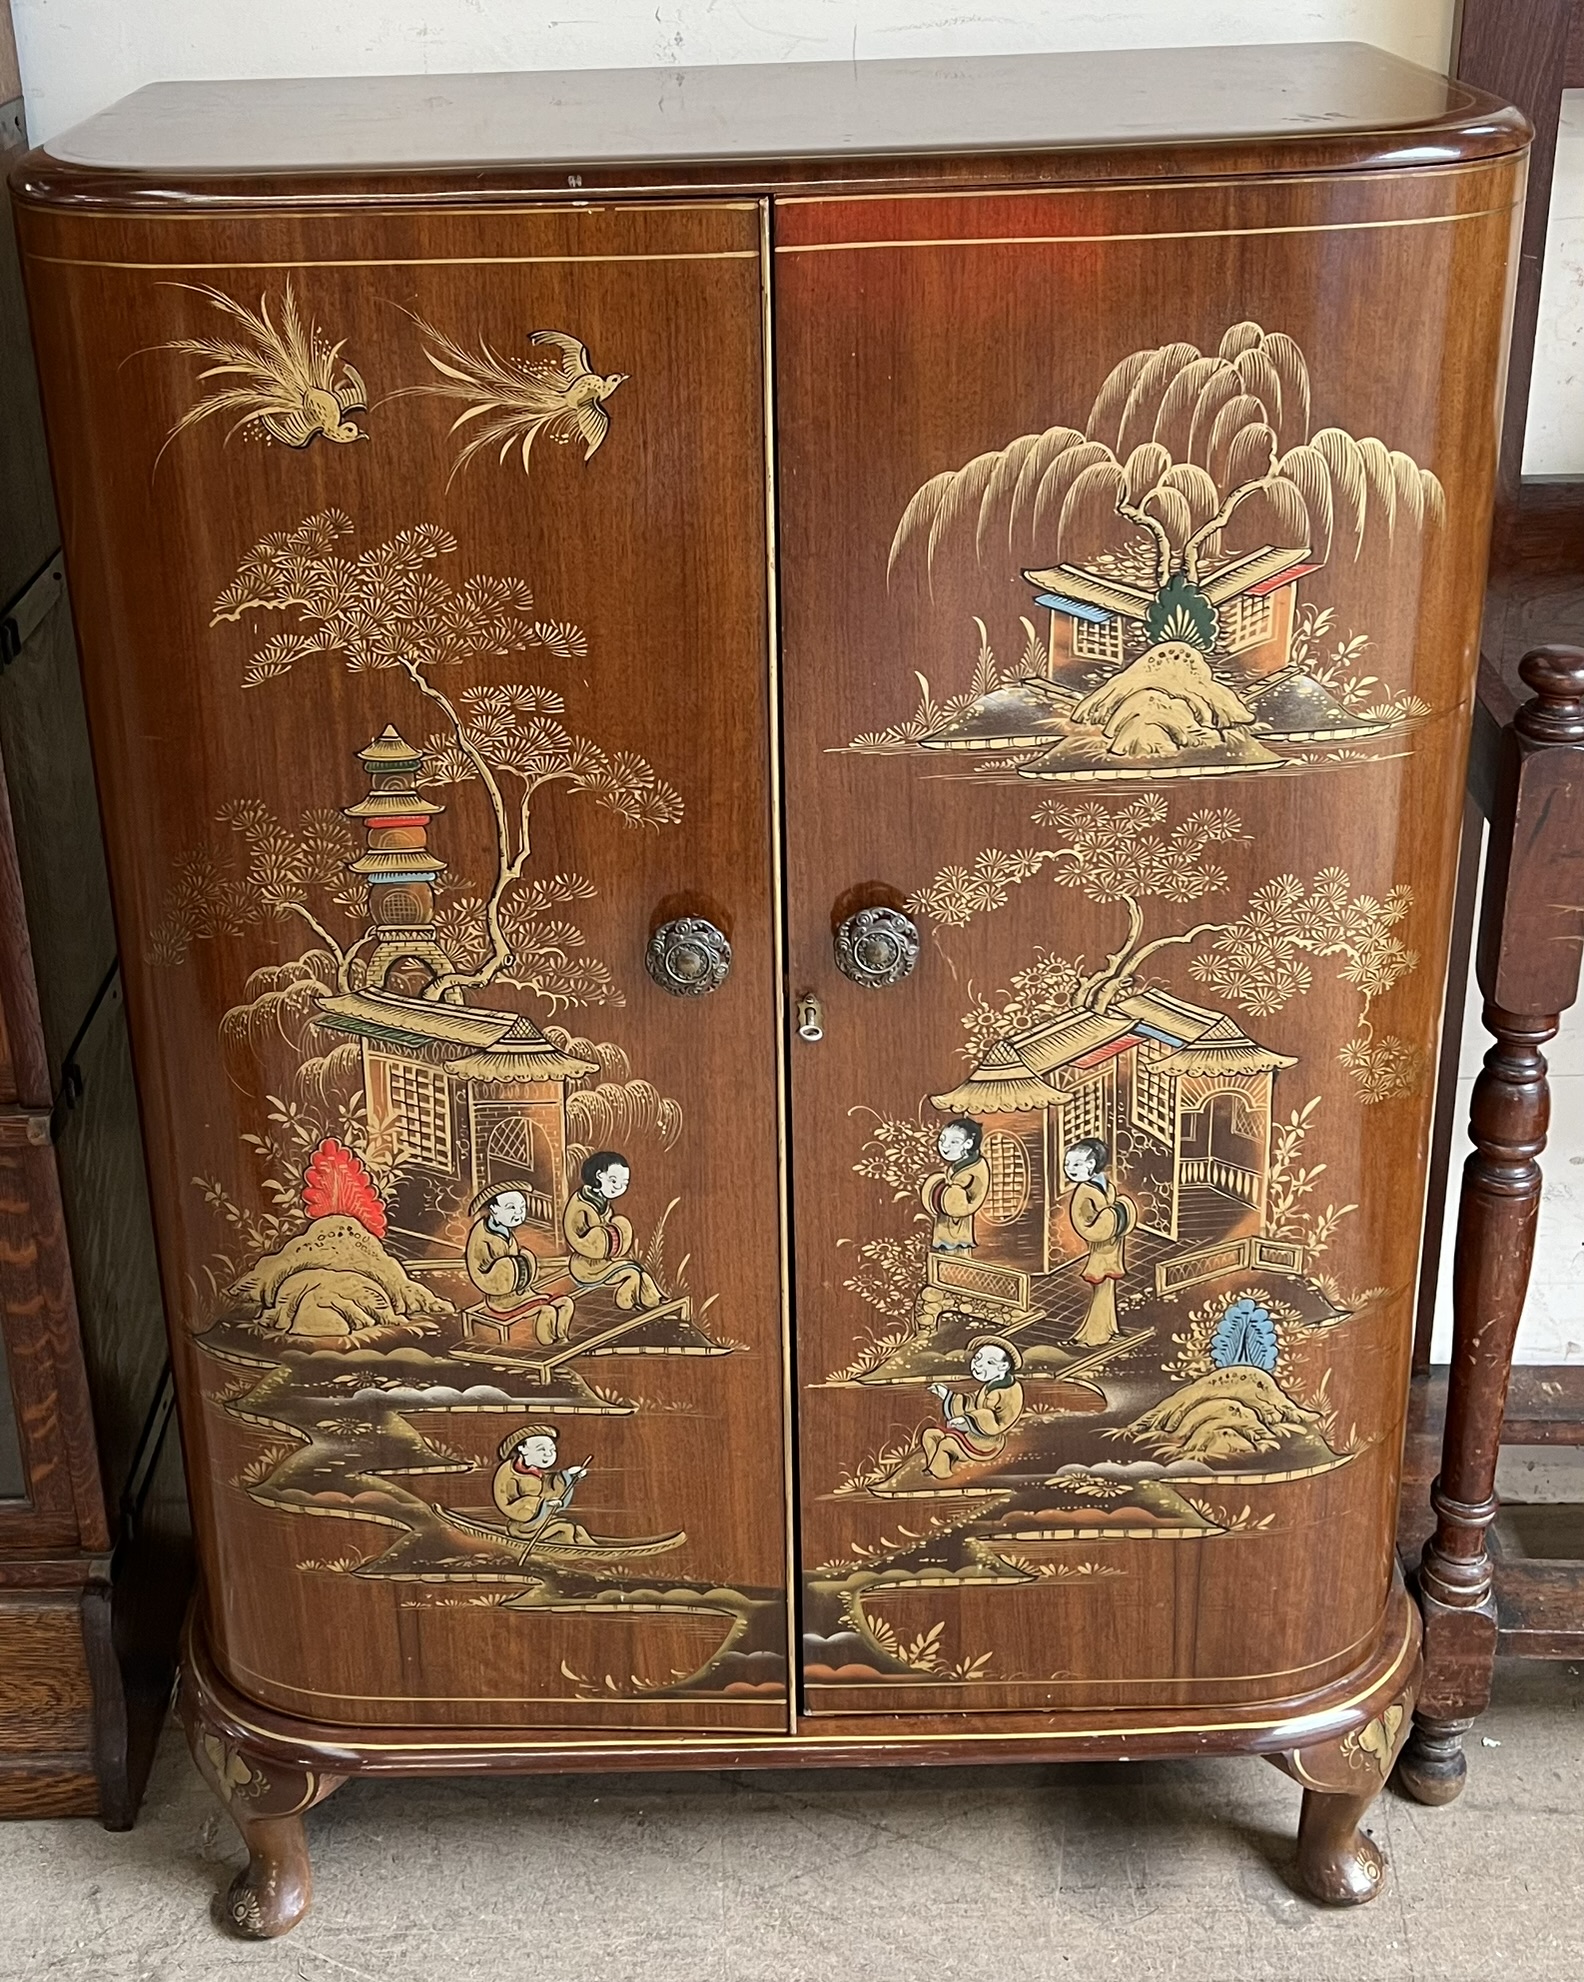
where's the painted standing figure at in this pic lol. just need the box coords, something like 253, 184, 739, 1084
562, 1151, 663, 1311
920, 1336, 1025, 1478
921, 1117, 992, 1253
464, 1184, 575, 1344
1064, 1137, 1135, 1349
491, 1425, 594, 1545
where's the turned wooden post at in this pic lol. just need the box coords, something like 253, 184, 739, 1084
1401, 649, 1584, 1803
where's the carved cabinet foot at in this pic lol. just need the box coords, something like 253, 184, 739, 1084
1269, 1668, 1416, 1906
1294, 1783, 1387, 1905
178, 1664, 344, 1938
1395, 1713, 1472, 1805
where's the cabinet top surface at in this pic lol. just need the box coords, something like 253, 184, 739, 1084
16, 42, 1523, 205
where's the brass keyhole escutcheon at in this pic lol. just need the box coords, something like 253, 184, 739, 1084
796, 994, 825, 1041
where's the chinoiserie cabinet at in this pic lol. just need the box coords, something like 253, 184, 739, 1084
11, 42, 1525, 1930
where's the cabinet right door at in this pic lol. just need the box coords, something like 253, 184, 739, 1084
775, 159, 1520, 1716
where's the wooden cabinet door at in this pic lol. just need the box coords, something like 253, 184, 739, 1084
20, 193, 789, 1730
776, 162, 1519, 1716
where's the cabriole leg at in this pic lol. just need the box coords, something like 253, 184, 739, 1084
1295, 1781, 1386, 1905
178, 1661, 343, 1938
1269, 1646, 1418, 1907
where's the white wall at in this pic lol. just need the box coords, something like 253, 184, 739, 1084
1527, 93, 1584, 476
11, 0, 1582, 1358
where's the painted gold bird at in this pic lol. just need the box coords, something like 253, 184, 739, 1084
398, 317, 627, 484
155, 280, 368, 460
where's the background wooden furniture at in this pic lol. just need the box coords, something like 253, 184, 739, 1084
1398, 0, 1584, 1803
12, 45, 1522, 1928
0, 32, 187, 1824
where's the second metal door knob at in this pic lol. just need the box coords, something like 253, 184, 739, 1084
834, 906, 919, 988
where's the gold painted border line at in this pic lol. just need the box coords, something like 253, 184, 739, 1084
776, 153, 1519, 207
759, 194, 799, 1741
26, 248, 761, 271
213, 1606, 1415, 1754
225, 1650, 790, 1714
774, 202, 1516, 255
37, 197, 764, 222
221, 1602, 1381, 1709
813, 1613, 1380, 1690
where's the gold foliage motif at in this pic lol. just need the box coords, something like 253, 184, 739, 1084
1338, 1032, 1427, 1104
861, 1612, 995, 1682
192, 510, 681, 1007
1266, 1097, 1356, 1258
155, 280, 367, 458
908, 796, 1419, 1099
849, 1110, 941, 1199
958, 948, 1084, 1062
836, 1240, 924, 1327
147, 803, 365, 969
1341, 1706, 1406, 1778
212, 510, 552, 686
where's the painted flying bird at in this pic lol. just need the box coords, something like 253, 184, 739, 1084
397, 317, 627, 483
154, 280, 368, 460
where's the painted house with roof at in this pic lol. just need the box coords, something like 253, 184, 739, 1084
1024, 545, 1322, 680
314, 728, 598, 1256
928, 986, 1296, 1292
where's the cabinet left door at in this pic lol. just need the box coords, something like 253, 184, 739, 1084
17, 191, 791, 1732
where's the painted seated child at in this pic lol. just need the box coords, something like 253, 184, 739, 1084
919, 1336, 1026, 1479
491, 1425, 593, 1546
562, 1151, 662, 1312
465, 1184, 575, 1345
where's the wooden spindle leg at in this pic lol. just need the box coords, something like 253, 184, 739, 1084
1401, 1006, 1553, 1801
1404, 646, 1584, 1803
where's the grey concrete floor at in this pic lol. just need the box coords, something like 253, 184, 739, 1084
2, 1661, 1581, 1982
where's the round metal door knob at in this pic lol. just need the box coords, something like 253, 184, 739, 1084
834, 906, 919, 988
646, 917, 732, 996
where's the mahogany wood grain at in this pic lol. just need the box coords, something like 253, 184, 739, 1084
183, 1575, 1420, 1767
776, 155, 1517, 1718
17, 192, 789, 1733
